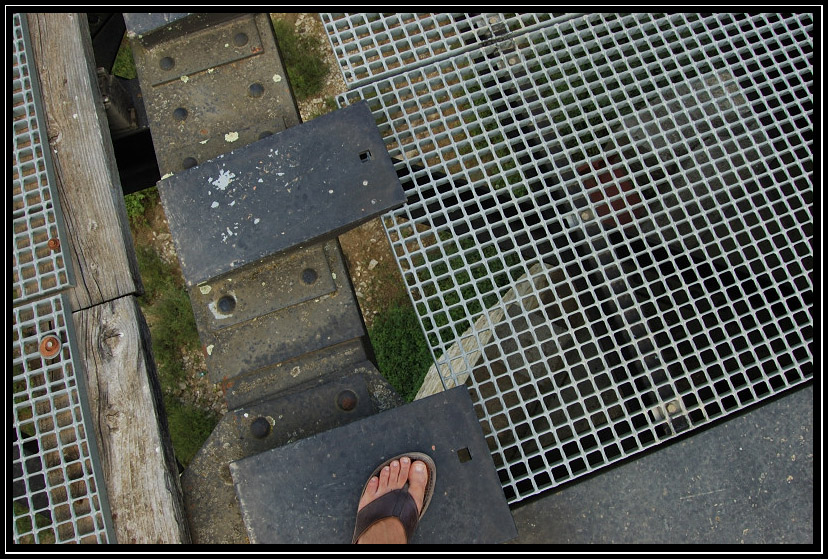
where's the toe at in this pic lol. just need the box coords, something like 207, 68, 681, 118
389, 460, 401, 488
358, 476, 379, 510
398, 456, 411, 486
378, 465, 391, 492
407, 461, 429, 515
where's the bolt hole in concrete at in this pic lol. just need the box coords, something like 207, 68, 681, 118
250, 417, 270, 438
359, 149, 372, 162
457, 447, 472, 463
159, 56, 174, 70
173, 107, 188, 121
217, 295, 236, 313
301, 268, 318, 285
249, 83, 264, 98
183, 157, 197, 169
234, 32, 249, 46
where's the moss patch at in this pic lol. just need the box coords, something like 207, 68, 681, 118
368, 301, 433, 402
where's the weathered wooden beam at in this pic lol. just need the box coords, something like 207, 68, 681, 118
26, 13, 189, 543
27, 13, 141, 311
73, 295, 190, 544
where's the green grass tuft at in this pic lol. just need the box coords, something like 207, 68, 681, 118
163, 397, 217, 467
271, 17, 329, 101
135, 245, 199, 386
134, 244, 215, 466
111, 34, 136, 79
368, 302, 433, 402
124, 187, 159, 226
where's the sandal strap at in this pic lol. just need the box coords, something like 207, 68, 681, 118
352, 488, 419, 544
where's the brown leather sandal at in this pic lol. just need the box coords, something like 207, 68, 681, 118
352, 452, 436, 544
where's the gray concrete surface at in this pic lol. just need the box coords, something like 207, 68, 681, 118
508, 382, 814, 545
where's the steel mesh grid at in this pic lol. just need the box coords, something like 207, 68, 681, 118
321, 12, 574, 88
12, 13, 72, 305
335, 12, 813, 503
12, 294, 112, 543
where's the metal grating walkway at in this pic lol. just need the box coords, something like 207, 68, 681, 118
11, 13, 113, 543
323, 12, 814, 503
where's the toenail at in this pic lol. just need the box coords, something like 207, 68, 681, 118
414, 462, 425, 472
401, 457, 410, 465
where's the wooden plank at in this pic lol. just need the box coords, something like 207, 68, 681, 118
27, 13, 141, 311
73, 295, 190, 543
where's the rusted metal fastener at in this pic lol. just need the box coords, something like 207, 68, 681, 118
336, 390, 358, 412
47, 237, 60, 251
39, 335, 61, 358
250, 417, 271, 439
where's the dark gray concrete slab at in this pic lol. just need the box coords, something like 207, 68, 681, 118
509, 383, 814, 545
230, 386, 517, 544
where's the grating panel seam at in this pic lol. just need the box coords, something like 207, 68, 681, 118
12, 12, 74, 306
321, 12, 583, 89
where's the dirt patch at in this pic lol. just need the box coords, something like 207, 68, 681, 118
338, 218, 409, 330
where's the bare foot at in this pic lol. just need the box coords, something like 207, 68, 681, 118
355, 456, 429, 544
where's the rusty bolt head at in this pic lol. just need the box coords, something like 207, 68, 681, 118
336, 390, 358, 412
39, 335, 61, 358
47, 237, 60, 251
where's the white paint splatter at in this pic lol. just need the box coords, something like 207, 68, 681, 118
254, 218, 260, 225
211, 201, 219, 208
273, 74, 282, 83
206, 344, 214, 355
229, 200, 236, 206
258, 178, 263, 183
225, 131, 239, 143
161, 172, 174, 180
199, 285, 212, 294
200, 139, 209, 144
180, 75, 189, 83
211, 169, 236, 190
